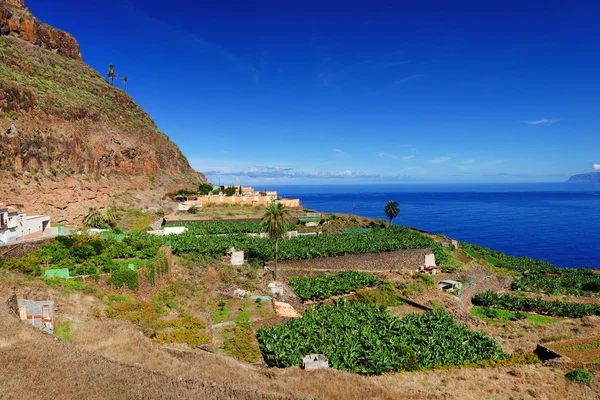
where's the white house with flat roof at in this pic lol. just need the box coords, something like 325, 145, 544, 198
0, 203, 51, 244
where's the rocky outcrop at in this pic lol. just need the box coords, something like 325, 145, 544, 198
0, 0, 82, 60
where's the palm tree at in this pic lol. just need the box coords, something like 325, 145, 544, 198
102, 207, 118, 228
384, 200, 400, 227
83, 207, 102, 228
261, 202, 291, 280
107, 64, 117, 85
122, 76, 128, 92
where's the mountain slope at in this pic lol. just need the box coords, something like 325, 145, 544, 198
0, 0, 204, 224
566, 172, 600, 183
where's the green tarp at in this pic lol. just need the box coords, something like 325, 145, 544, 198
100, 233, 125, 241
44, 268, 70, 279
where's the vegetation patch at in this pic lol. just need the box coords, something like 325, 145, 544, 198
472, 291, 600, 318
109, 266, 139, 291
545, 336, 600, 364
289, 270, 382, 301
354, 281, 403, 307
168, 226, 449, 264
222, 313, 261, 363
471, 306, 564, 324
256, 299, 505, 375
103, 285, 210, 347
177, 221, 296, 235
565, 368, 595, 384
462, 243, 600, 295
54, 322, 73, 342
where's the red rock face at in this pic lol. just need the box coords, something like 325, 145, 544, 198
0, 0, 82, 60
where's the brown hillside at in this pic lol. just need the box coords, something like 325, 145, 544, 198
0, 0, 204, 224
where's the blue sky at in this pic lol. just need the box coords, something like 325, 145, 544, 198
28, 0, 600, 184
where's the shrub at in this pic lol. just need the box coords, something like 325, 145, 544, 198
198, 183, 213, 195
415, 272, 435, 286
54, 322, 73, 342
397, 282, 424, 297
110, 267, 139, 291
354, 281, 403, 307
187, 206, 199, 214
565, 369, 594, 384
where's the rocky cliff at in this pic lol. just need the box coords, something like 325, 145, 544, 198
0, 0, 204, 224
0, 0, 81, 60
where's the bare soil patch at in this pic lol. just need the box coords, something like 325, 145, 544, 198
278, 249, 432, 272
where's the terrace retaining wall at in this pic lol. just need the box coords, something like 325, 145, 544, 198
0, 237, 56, 260
276, 249, 433, 273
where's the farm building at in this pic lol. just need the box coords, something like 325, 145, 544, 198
438, 280, 462, 292
17, 300, 55, 334
302, 354, 329, 370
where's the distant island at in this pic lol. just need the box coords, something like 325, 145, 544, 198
566, 172, 600, 183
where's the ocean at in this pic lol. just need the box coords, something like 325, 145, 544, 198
271, 183, 600, 269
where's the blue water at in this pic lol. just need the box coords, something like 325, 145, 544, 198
271, 183, 600, 268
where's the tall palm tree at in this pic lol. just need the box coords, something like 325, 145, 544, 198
122, 76, 128, 92
107, 64, 117, 85
261, 202, 291, 280
384, 200, 400, 227
83, 207, 102, 228
102, 207, 118, 228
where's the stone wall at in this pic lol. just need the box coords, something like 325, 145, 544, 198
0, 236, 56, 260
277, 249, 433, 272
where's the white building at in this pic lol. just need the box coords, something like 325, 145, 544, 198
0, 203, 51, 244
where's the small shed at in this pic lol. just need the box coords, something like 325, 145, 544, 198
231, 250, 244, 266
17, 300, 54, 334
302, 354, 329, 370
424, 253, 436, 266
438, 280, 462, 292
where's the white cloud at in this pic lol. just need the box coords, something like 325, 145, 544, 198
593, 163, 600, 171
429, 154, 455, 164
524, 119, 559, 126
463, 159, 475, 164
333, 148, 347, 155
377, 152, 414, 161
204, 165, 375, 179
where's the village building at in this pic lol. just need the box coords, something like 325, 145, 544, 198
0, 203, 51, 244
177, 189, 301, 211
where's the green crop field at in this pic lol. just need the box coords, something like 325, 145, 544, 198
256, 299, 505, 375
289, 271, 382, 301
